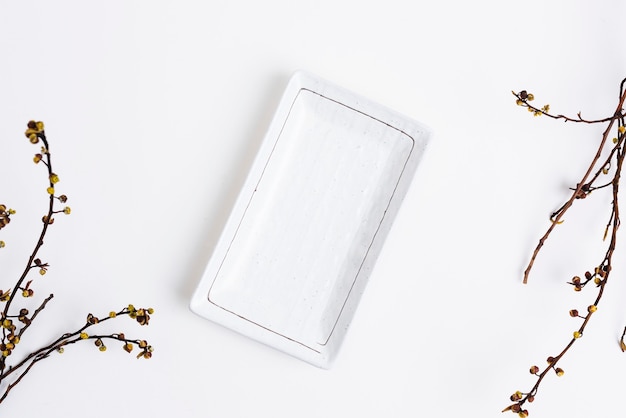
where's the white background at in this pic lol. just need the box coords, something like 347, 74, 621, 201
1, 1, 626, 417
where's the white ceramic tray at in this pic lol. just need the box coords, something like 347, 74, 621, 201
190, 71, 430, 368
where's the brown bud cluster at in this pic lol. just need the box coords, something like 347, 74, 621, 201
0, 205, 12, 231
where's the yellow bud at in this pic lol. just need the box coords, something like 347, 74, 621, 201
588, 305, 597, 313
109, 311, 117, 318
573, 331, 582, 339
46, 186, 55, 195
619, 126, 626, 134
99, 345, 107, 352
80, 332, 89, 339
63, 207, 71, 215
49, 173, 59, 184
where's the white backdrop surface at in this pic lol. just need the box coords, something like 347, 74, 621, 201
1, 1, 626, 417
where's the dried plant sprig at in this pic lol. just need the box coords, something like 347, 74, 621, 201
517, 87, 626, 285
502, 82, 626, 416
0, 121, 153, 405
0, 304, 154, 403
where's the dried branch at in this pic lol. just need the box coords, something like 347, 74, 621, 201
503, 80, 626, 416
0, 122, 154, 405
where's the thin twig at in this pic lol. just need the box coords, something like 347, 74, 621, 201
521, 90, 626, 283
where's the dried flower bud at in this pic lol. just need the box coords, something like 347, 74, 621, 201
529, 365, 540, 374
86, 314, 99, 324
569, 309, 579, 317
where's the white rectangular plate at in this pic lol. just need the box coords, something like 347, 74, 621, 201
190, 71, 430, 368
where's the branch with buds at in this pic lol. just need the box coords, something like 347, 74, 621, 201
0, 121, 154, 405
502, 81, 626, 417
